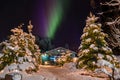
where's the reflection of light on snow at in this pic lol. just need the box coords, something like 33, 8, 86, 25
30, 66, 33, 69
0, 53, 4, 58
93, 29, 99, 33
102, 47, 107, 51
44, 61, 49, 65
93, 47, 98, 50
90, 44, 95, 48
72, 57, 78, 63
82, 49, 90, 54
81, 32, 88, 38
14, 69, 19, 72
0, 70, 4, 73
40, 65, 56, 68
85, 38, 91, 43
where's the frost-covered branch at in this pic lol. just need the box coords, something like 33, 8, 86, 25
106, 17, 120, 25
97, 0, 120, 52
101, 0, 120, 8
99, 0, 120, 15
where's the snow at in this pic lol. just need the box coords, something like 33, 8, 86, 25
90, 24, 98, 28
82, 49, 90, 54
23, 75, 45, 80
106, 55, 113, 61
63, 62, 77, 71
24, 56, 33, 62
0, 65, 114, 80
98, 53, 104, 59
85, 38, 92, 43
9, 72, 22, 80
93, 29, 99, 33
0, 53, 3, 58
93, 47, 98, 50
18, 57, 24, 63
97, 59, 114, 68
8, 63, 18, 72
90, 44, 95, 48
18, 62, 35, 71
81, 32, 88, 38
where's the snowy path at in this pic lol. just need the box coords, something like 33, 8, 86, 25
23, 65, 107, 80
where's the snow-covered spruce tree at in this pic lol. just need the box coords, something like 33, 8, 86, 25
0, 21, 41, 73
77, 13, 119, 71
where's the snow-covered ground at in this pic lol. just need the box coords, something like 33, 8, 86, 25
23, 65, 107, 80
0, 64, 107, 80
0, 55, 120, 80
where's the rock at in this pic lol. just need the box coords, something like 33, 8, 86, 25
5, 72, 22, 80
5, 74, 12, 80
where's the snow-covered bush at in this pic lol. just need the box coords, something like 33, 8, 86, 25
0, 21, 41, 73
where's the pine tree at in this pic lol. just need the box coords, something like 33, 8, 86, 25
77, 13, 119, 71
0, 21, 41, 73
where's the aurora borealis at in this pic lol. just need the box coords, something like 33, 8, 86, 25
47, 0, 63, 39
0, 0, 90, 50
36, 0, 69, 39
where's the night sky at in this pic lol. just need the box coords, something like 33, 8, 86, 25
0, 0, 91, 51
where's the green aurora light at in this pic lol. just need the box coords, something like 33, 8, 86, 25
47, 0, 69, 39
47, 5, 62, 39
